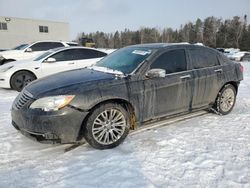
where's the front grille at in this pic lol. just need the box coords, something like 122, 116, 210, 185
14, 89, 34, 110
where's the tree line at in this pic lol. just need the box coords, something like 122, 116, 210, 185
76, 15, 250, 51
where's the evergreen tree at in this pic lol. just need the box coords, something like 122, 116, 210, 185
75, 15, 250, 50
113, 31, 121, 48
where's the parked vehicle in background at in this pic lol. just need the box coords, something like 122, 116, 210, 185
0, 41, 78, 65
216, 48, 250, 61
223, 48, 240, 58
216, 48, 225, 53
80, 38, 96, 48
241, 52, 250, 61
224, 48, 240, 54
228, 51, 250, 61
11, 43, 243, 149
0, 47, 108, 91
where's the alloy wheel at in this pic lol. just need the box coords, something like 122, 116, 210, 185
92, 108, 126, 145
219, 87, 235, 112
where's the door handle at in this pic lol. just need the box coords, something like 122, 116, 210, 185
180, 74, 191, 79
214, 69, 223, 73
68, 62, 75, 65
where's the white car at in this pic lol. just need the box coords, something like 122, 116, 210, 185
0, 41, 78, 65
228, 51, 250, 61
0, 47, 109, 91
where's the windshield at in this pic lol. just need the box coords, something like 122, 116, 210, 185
34, 51, 54, 61
95, 47, 152, 74
12, 44, 28, 50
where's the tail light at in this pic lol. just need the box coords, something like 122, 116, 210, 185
239, 63, 244, 73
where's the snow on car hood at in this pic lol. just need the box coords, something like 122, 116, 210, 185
88, 66, 124, 76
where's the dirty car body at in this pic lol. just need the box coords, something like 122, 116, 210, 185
11, 43, 243, 148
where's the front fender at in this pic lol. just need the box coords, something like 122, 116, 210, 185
70, 83, 141, 124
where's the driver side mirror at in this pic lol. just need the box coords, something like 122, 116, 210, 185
146, 69, 166, 78
44, 57, 56, 63
25, 48, 32, 52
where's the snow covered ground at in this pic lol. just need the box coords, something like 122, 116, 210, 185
0, 63, 250, 188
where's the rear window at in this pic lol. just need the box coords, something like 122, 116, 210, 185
189, 49, 219, 69
30, 42, 64, 51
83, 49, 107, 58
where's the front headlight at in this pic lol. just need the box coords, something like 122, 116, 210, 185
30, 95, 75, 111
0, 65, 14, 73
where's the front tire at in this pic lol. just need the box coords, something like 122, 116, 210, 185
10, 71, 36, 92
213, 84, 236, 115
84, 103, 130, 149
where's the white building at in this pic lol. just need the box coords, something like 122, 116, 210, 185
0, 16, 69, 49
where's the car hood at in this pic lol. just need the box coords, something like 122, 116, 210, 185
0, 50, 22, 58
0, 58, 35, 68
25, 68, 119, 98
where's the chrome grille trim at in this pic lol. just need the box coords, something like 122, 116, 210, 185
14, 90, 34, 110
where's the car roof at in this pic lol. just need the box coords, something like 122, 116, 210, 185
129, 43, 219, 53
29, 40, 77, 45
129, 43, 191, 49
48, 46, 109, 53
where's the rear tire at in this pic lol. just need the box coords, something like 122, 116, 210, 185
83, 103, 130, 149
213, 84, 236, 115
10, 71, 36, 92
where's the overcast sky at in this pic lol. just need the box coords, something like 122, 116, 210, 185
0, 0, 250, 40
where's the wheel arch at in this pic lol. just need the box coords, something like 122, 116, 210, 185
212, 81, 238, 115
10, 69, 37, 89
213, 81, 239, 108
220, 81, 239, 94
77, 98, 137, 141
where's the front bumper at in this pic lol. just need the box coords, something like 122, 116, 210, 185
11, 104, 88, 144
0, 72, 11, 88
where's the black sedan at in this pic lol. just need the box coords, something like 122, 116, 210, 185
11, 43, 243, 149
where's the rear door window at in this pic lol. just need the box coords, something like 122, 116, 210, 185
50, 49, 107, 61
189, 49, 220, 69
30, 42, 64, 51
150, 49, 187, 74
